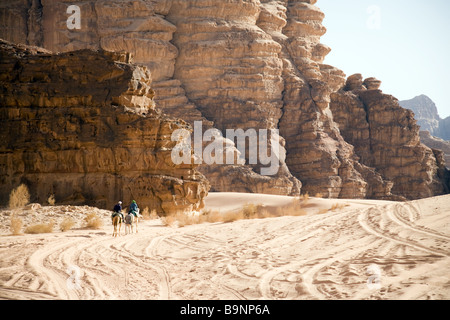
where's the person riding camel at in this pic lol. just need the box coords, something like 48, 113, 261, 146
129, 200, 139, 217
112, 201, 124, 223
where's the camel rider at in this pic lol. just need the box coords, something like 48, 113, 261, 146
112, 201, 124, 223
129, 200, 139, 217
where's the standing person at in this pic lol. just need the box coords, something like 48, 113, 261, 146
112, 201, 124, 223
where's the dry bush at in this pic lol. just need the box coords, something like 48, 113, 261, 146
241, 203, 263, 219
161, 212, 182, 227
25, 220, 54, 234
60, 217, 76, 232
274, 197, 308, 217
47, 194, 56, 206
276, 204, 307, 217
10, 215, 23, 235
259, 209, 274, 219
330, 203, 346, 211
315, 193, 323, 198
160, 197, 313, 228
299, 193, 309, 203
222, 210, 245, 223
317, 208, 330, 214
9, 184, 30, 209
84, 212, 103, 229
160, 214, 175, 227
202, 210, 223, 223
141, 207, 158, 220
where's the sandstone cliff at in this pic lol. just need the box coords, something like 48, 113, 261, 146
419, 131, 450, 170
330, 74, 447, 199
1, 0, 448, 201
0, 40, 209, 213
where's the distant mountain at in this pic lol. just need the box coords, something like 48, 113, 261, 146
399, 95, 440, 135
399, 95, 450, 141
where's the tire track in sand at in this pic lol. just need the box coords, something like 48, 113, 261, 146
358, 206, 449, 257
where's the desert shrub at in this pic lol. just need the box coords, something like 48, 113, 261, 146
202, 210, 223, 223
9, 184, 30, 209
241, 203, 262, 219
47, 194, 56, 206
60, 217, 76, 232
84, 212, 103, 229
330, 203, 346, 211
276, 204, 307, 217
161, 211, 202, 227
10, 215, 23, 235
317, 208, 330, 214
300, 193, 309, 202
221, 210, 245, 223
141, 207, 158, 220
25, 220, 54, 234
315, 193, 323, 198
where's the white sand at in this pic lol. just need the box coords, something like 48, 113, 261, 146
0, 193, 449, 300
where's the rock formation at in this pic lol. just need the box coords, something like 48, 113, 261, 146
399, 95, 441, 136
330, 75, 447, 199
400, 95, 450, 141
419, 131, 450, 170
0, 0, 449, 201
0, 40, 209, 213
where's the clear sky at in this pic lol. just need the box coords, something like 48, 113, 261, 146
319, 0, 450, 118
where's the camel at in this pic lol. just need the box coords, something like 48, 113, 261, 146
125, 213, 135, 235
112, 215, 122, 237
124, 212, 142, 234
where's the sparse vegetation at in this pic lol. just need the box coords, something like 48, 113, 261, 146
8, 184, 30, 209
25, 220, 55, 234
47, 194, 56, 206
330, 203, 346, 211
141, 207, 158, 220
60, 217, 76, 232
84, 212, 103, 229
10, 215, 23, 235
162, 197, 311, 228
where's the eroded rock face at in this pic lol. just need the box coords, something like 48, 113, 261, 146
419, 131, 450, 170
0, 40, 209, 213
0, 0, 448, 200
330, 76, 447, 199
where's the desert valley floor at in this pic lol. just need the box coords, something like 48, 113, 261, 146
0, 193, 449, 300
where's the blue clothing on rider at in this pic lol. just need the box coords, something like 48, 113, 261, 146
113, 203, 122, 213
129, 200, 139, 217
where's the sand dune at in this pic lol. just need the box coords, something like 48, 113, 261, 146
0, 193, 449, 300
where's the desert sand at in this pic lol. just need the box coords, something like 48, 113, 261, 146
0, 193, 449, 300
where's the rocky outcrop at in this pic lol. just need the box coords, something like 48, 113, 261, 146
0, 0, 448, 200
330, 75, 447, 199
399, 95, 441, 136
400, 95, 450, 141
166, 0, 301, 195
0, 40, 209, 214
419, 131, 450, 170
0, 0, 301, 197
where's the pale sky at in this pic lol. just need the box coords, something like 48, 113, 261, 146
319, 0, 450, 118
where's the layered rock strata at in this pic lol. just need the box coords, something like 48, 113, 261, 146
330, 74, 447, 199
0, 40, 209, 213
166, 0, 301, 195
419, 131, 450, 170
0, 0, 448, 200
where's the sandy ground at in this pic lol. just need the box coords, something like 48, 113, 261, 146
0, 192, 449, 300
